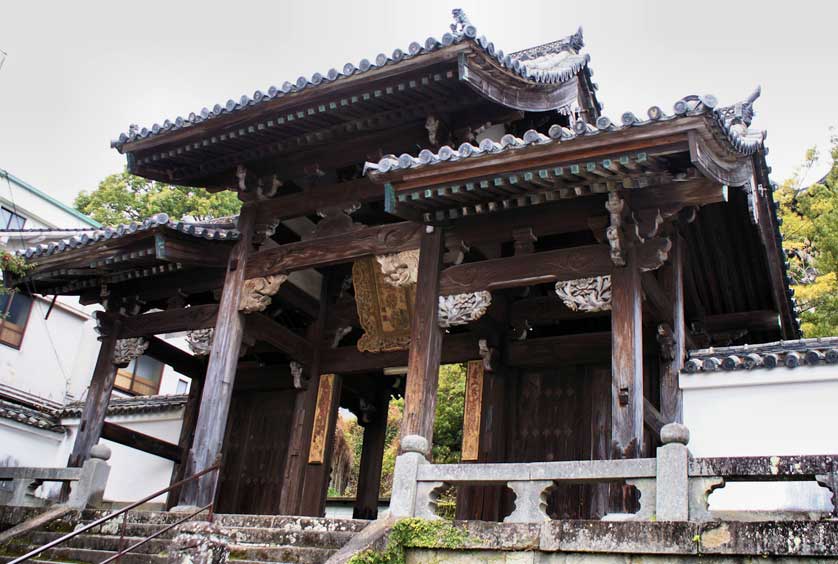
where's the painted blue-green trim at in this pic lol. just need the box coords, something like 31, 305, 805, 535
384, 183, 396, 214
0, 169, 101, 227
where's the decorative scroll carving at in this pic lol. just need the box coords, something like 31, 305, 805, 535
186, 328, 214, 356
376, 249, 420, 287
438, 291, 492, 328
112, 337, 148, 365
554, 275, 611, 312
353, 256, 415, 353
239, 275, 287, 313
605, 191, 626, 266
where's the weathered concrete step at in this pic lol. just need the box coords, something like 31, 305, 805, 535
28, 531, 169, 555
0, 557, 68, 564
80, 510, 369, 532
2, 546, 166, 564
229, 544, 335, 564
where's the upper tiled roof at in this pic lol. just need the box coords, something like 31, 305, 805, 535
110, 9, 590, 152
17, 213, 239, 261
683, 337, 838, 373
60, 394, 188, 418
364, 89, 766, 176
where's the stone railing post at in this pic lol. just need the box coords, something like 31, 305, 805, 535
655, 423, 689, 521
67, 444, 111, 510
389, 435, 429, 518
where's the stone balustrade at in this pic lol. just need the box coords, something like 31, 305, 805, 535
391, 425, 838, 522
0, 444, 112, 510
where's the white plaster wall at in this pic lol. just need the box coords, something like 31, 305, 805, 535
0, 175, 97, 231
682, 365, 838, 512
60, 412, 184, 503
0, 419, 65, 468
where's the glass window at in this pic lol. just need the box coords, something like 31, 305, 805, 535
0, 207, 26, 230
0, 293, 33, 348
115, 355, 163, 396
175, 379, 189, 394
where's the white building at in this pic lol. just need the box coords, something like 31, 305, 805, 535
0, 169, 191, 504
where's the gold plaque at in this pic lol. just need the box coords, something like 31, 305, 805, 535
352, 256, 416, 353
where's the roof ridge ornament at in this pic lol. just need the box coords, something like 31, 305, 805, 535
450, 9, 477, 38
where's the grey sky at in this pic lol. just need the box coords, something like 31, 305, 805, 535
1, 0, 836, 208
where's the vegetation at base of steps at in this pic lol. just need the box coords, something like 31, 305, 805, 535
348, 518, 474, 564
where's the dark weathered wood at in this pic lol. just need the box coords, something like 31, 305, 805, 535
589, 367, 611, 519
659, 235, 685, 423
145, 337, 205, 380
167, 374, 204, 509
643, 399, 665, 441
505, 332, 611, 367
300, 373, 343, 516
611, 246, 644, 462
439, 244, 611, 296
509, 295, 609, 327
65, 325, 120, 470
279, 274, 333, 516
461, 361, 485, 462
101, 422, 181, 462
179, 206, 256, 508
254, 178, 383, 224
401, 227, 444, 445
245, 222, 423, 279
353, 386, 390, 520
154, 233, 231, 267
244, 313, 314, 365
98, 305, 218, 339
704, 310, 780, 334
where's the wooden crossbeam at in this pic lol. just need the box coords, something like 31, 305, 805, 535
252, 178, 383, 224
101, 422, 181, 462
439, 244, 612, 296
245, 222, 423, 279
153, 233, 231, 267
505, 332, 611, 367
244, 313, 314, 365
102, 304, 219, 338
145, 337, 205, 381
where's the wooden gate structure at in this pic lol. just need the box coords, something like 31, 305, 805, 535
7, 10, 797, 519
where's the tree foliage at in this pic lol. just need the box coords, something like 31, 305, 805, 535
74, 170, 241, 226
776, 133, 838, 337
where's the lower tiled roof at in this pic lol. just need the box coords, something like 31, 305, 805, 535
60, 394, 188, 418
684, 337, 838, 373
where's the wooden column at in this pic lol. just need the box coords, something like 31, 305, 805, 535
353, 386, 391, 520
279, 274, 332, 515
300, 373, 343, 516
166, 373, 205, 509
401, 226, 444, 446
178, 206, 256, 508
659, 234, 685, 423
66, 322, 120, 469
610, 245, 644, 460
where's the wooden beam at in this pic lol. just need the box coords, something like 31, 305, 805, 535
439, 244, 611, 296
659, 235, 686, 423
244, 313, 314, 365
179, 205, 256, 508
253, 178, 383, 224
145, 337, 205, 380
101, 305, 218, 339
353, 385, 390, 520
643, 399, 665, 441
611, 246, 644, 461
245, 222, 423, 279
301, 373, 342, 516
154, 233, 231, 267
461, 361, 485, 462
101, 422, 181, 462
505, 332, 611, 367
704, 310, 780, 334
401, 227, 444, 445
509, 295, 609, 327
166, 375, 204, 509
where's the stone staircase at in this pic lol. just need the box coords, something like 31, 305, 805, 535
0, 510, 369, 563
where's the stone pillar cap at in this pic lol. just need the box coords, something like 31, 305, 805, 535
90, 443, 112, 461
400, 435, 430, 455
660, 423, 690, 445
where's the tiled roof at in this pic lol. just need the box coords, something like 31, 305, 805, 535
110, 10, 590, 151
0, 399, 64, 433
364, 90, 766, 176
17, 213, 239, 260
683, 337, 838, 373
60, 394, 188, 418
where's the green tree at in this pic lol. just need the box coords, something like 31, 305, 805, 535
776, 133, 838, 337
74, 170, 241, 226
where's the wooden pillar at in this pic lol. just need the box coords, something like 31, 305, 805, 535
178, 206, 256, 508
353, 386, 391, 520
401, 226, 444, 446
659, 234, 685, 423
66, 322, 120, 469
166, 373, 205, 509
300, 373, 342, 516
611, 245, 644, 460
279, 273, 332, 515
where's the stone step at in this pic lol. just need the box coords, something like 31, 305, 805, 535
228, 544, 335, 564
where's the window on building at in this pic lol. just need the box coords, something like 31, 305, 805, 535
175, 378, 190, 394
115, 355, 163, 396
0, 293, 33, 348
0, 207, 26, 230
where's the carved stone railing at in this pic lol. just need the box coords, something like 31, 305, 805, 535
0, 444, 111, 510
390, 427, 838, 523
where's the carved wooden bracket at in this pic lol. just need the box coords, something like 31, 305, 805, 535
112, 337, 148, 366
605, 191, 626, 266
239, 275, 288, 313
478, 339, 498, 372
636, 237, 672, 272
554, 275, 612, 312
438, 291, 492, 328
376, 249, 420, 287
307, 205, 364, 240
186, 328, 213, 356
291, 361, 310, 390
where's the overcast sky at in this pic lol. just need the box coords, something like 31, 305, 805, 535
1, 1, 836, 208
